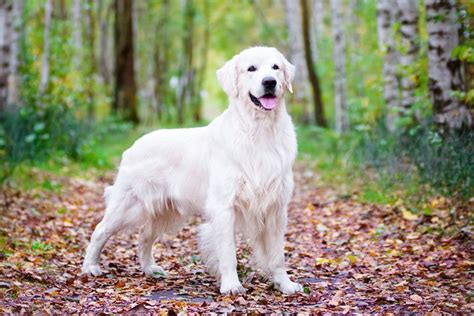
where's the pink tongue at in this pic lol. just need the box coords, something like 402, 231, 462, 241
259, 97, 278, 110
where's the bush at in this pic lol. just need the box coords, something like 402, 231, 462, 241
0, 105, 91, 164
1, 105, 128, 180
355, 120, 474, 199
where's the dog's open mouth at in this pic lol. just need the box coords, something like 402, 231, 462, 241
249, 93, 278, 111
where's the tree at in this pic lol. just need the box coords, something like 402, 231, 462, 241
0, 0, 12, 111
396, 0, 419, 111
330, 0, 348, 133
39, 0, 53, 95
376, 0, 400, 131
193, 0, 210, 122
310, 0, 324, 61
153, 0, 170, 121
284, 0, 310, 123
113, 0, 138, 124
176, 0, 195, 125
98, 0, 112, 86
426, 0, 472, 131
7, 0, 22, 106
301, 0, 327, 127
85, 0, 97, 119
72, 0, 82, 69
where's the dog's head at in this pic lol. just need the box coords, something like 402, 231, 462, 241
216, 47, 295, 112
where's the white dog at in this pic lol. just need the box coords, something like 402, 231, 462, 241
82, 46, 302, 295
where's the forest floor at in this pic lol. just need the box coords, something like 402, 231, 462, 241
0, 162, 473, 314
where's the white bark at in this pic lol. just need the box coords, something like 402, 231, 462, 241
283, 0, 310, 109
426, 0, 472, 130
0, 0, 12, 108
7, 0, 23, 105
39, 0, 53, 94
396, 0, 419, 110
377, 0, 400, 130
331, 0, 348, 133
72, 0, 82, 68
310, 0, 324, 60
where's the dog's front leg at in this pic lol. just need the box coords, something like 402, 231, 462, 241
253, 208, 302, 294
211, 209, 245, 294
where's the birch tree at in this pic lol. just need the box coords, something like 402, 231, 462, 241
284, 0, 310, 122
113, 0, 138, 123
331, 0, 348, 133
376, 0, 400, 130
310, 0, 324, 60
0, 0, 12, 110
301, 0, 327, 127
425, 0, 472, 131
396, 0, 419, 111
7, 0, 22, 105
39, 0, 53, 94
72, 0, 82, 69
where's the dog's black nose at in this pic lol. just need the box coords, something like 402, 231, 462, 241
262, 77, 277, 90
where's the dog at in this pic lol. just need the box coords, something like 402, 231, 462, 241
82, 46, 302, 294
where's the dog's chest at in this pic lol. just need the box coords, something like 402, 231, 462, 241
233, 135, 293, 214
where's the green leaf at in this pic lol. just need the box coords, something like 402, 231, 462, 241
303, 285, 310, 294
25, 134, 36, 143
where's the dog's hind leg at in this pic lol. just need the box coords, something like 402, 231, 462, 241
138, 222, 165, 277
138, 209, 185, 277
82, 189, 141, 276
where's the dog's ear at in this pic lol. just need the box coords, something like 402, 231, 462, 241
282, 57, 295, 94
216, 56, 239, 98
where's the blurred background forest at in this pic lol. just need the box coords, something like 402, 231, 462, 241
0, 0, 473, 205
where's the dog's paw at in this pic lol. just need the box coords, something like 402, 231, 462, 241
81, 263, 102, 276
276, 280, 303, 294
220, 281, 246, 295
143, 264, 167, 278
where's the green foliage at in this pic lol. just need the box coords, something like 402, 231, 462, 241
0, 105, 91, 164
298, 118, 473, 203
356, 120, 474, 198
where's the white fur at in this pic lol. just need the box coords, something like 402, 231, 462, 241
82, 46, 302, 295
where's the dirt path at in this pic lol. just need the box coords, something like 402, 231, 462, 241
0, 164, 472, 313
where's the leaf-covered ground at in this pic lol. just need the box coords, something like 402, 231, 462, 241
0, 164, 473, 314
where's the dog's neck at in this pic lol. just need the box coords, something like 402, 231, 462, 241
227, 97, 287, 134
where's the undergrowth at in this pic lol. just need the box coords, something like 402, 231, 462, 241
297, 122, 474, 207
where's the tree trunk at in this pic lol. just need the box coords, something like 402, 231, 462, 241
86, 0, 96, 119
153, 0, 171, 122
72, 0, 82, 69
193, 0, 210, 122
376, 0, 400, 131
53, 0, 67, 20
7, 0, 22, 105
301, 0, 327, 127
426, 0, 472, 131
284, 0, 310, 123
0, 0, 12, 111
310, 0, 324, 61
331, 0, 348, 133
39, 0, 53, 95
177, 0, 195, 125
113, 0, 138, 123
396, 0, 419, 111
98, 0, 112, 86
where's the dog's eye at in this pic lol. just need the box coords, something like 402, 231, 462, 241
247, 66, 257, 72
272, 64, 279, 70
